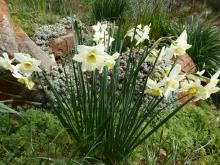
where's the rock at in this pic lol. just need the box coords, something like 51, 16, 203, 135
32, 17, 79, 56
0, 0, 18, 55
176, 53, 197, 73
48, 33, 74, 55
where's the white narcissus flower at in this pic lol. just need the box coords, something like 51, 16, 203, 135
105, 52, 120, 70
181, 70, 220, 101
50, 54, 56, 63
93, 31, 115, 47
207, 70, 220, 87
196, 70, 205, 76
0, 53, 14, 70
14, 53, 41, 76
92, 22, 115, 48
181, 79, 208, 100
73, 44, 111, 72
93, 31, 105, 43
145, 49, 158, 63
166, 30, 192, 57
205, 70, 220, 96
126, 24, 150, 45
136, 25, 150, 46
145, 78, 163, 97
92, 22, 102, 32
12, 71, 35, 90
92, 22, 107, 33
126, 24, 142, 41
163, 64, 185, 99
161, 65, 172, 77
145, 47, 166, 64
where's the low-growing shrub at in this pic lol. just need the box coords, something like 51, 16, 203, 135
0, 107, 73, 164
186, 19, 220, 74
1, 102, 220, 164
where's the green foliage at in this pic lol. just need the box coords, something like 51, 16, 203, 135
8, 0, 89, 35
0, 106, 73, 165
131, 101, 220, 164
186, 19, 220, 74
137, 0, 174, 39
8, 0, 62, 36
10, 10, 60, 36
91, 0, 129, 22
1, 103, 220, 164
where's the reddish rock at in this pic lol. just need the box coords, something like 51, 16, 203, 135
0, 0, 18, 55
48, 33, 74, 55
176, 53, 197, 73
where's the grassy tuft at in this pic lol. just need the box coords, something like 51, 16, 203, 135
91, 0, 129, 22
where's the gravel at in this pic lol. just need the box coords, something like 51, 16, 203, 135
32, 16, 82, 55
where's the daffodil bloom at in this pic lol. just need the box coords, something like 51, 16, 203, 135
161, 65, 172, 77
196, 70, 205, 76
145, 78, 163, 97
50, 54, 56, 63
92, 22, 108, 33
205, 70, 220, 96
73, 44, 111, 72
145, 49, 158, 63
93, 31, 115, 47
181, 79, 208, 100
92, 22, 115, 48
12, 71, 35, 90
0, 53, 14, 70
126, 24, 150, 46
14, 53, 41, 76
105, 52, 120, 70
145, 47, 166, 64
163, 64, 185, 99
166, 30, 191, 57
207, 70, 220, 87
136, 25, 150, 46
154, 65, 173, 79
181, 70, 220, 100
126, 24, 142, 41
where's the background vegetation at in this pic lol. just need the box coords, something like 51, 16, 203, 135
1, 102, 219, 164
